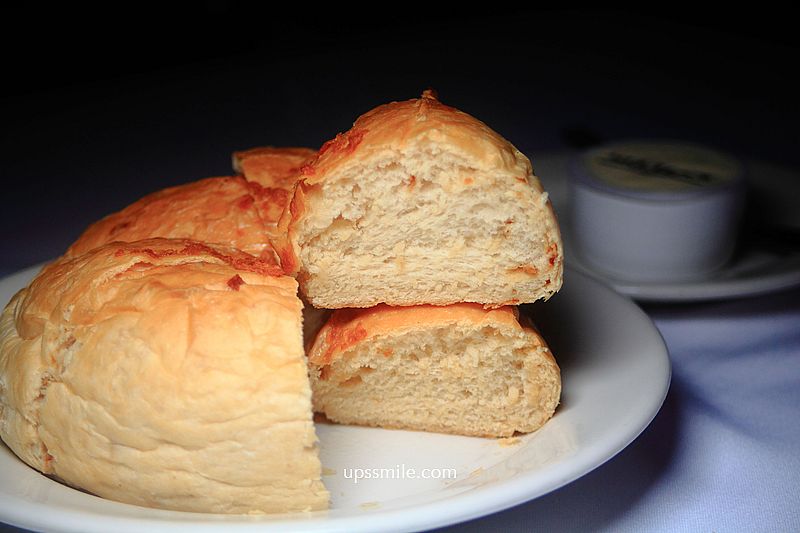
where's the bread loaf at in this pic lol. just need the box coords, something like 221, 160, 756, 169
0, 238, 328, 513
276, 91, 563, 308
308, 303, 561, 438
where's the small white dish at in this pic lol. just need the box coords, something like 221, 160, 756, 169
535, 152, 800, 302
0, 264, 670, 532
568, 141, 746, 283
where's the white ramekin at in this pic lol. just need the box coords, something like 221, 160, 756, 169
568, 140, 746, 283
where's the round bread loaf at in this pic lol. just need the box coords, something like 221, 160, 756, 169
0, 238, 328, 514
308, 303, 561, 438
276, 91, 563, 308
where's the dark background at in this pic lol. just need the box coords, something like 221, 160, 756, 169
1, 5, 798, 275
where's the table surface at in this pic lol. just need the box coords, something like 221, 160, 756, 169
2, 10, 799, 531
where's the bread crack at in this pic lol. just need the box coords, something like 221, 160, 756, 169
32, 369, 60, 473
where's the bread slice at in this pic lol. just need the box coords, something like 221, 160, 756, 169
232, 146, 317, 225
308, 303, 561, 438
0, 238, 328, 514
66, 176, 280, 261
276, 91, 563, 308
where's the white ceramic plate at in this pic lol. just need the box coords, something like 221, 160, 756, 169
0, 264, 670, 533
535, 153, 800, 302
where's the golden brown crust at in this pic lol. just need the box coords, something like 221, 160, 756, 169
233, 146, 316, 188
0, 238, 328, 513
308, 303, 536, 366
274, 180, 309, 277
66, 176, 279, 261
299, 90, 534, 186
232, 147, 316, 226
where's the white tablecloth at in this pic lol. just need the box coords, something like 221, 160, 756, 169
440, 288, 800, 532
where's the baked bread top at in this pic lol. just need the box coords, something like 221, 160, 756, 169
66, 176, 280, 260
308, 303, 528, 366
56, 238, 286, 308
233, 146, 316, 188
298, 90, 536, 189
